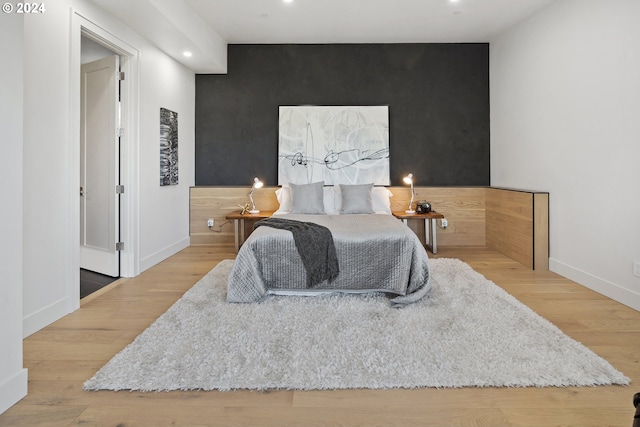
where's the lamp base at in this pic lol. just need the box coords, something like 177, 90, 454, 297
405, 209, 416, 214
248, 209, 260, 214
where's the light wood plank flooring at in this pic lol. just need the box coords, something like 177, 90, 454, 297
2, 246, 639, 427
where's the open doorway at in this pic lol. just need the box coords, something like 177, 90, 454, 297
70, 12, 140, 311
79, 35, 121, 298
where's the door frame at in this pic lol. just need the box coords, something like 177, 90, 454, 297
69, 10, 140, 310
80, 54, 120, 277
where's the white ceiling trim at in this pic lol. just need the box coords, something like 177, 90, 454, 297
88, 0, 227, 73
88, 0, 556, 74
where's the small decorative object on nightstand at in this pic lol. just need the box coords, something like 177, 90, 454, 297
248, 177, 263, 214
416, 201, 431, 214
403, 173, 415, 213
237, 203, 250, 215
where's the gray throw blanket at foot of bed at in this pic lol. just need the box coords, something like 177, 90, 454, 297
254, 217, 340, 287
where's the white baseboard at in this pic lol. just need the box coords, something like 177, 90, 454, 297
23, 297, 70, 338
139, 237, 190, 273
22, 238, 191, 337
550, 258, 640, 312
0, 368, 27, 415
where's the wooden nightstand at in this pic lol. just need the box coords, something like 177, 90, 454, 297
225, 211, 275, 252
392, 211, 445, 254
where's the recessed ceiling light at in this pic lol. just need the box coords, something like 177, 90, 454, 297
283, 0, 293, 3
183, 51, 192, 57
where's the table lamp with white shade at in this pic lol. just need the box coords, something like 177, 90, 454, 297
403, 173, 415, 214
248, 177, 263, 214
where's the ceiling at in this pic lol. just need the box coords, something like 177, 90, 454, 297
185, 0, 555, 44
88, 0, 556, 73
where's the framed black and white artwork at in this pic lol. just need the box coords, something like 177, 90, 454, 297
160, 107, 178, 186
278, 106, 390, 186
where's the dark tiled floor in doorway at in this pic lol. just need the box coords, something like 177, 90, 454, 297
80, 269, 118, 299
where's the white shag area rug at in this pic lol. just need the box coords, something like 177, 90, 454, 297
84, 258, 629, 391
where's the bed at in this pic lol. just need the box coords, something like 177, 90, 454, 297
227, 182, 432, 307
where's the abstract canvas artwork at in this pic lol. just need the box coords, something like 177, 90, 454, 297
160, 108, 178, 186
278, 106, 390, 185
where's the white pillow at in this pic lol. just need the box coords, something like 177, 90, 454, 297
323, 187, 340, 215
275, 184, 392, 215
274, 187, 292, 215
372, 187, 393, 214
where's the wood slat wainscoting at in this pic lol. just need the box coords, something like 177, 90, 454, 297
190, 186, 487, 248
485, 188, 549, 270
190, 186, 550, 270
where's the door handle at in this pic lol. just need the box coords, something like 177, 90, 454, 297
80, 186, 84, 197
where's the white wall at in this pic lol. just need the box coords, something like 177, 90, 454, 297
0, 13, 28, 415
490, 0, 640, 309
22, 0, 195, 337
139, 48, 195, 271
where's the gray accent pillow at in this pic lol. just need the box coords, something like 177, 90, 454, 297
340, 183, 374, 214
290, 181, 326, 214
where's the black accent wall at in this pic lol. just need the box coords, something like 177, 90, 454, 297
195, 44, 489, 186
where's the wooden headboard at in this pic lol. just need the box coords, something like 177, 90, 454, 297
189, 186, 548, 270
190, 186, 485, 246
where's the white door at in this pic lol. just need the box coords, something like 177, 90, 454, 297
80, 55, 120, 277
